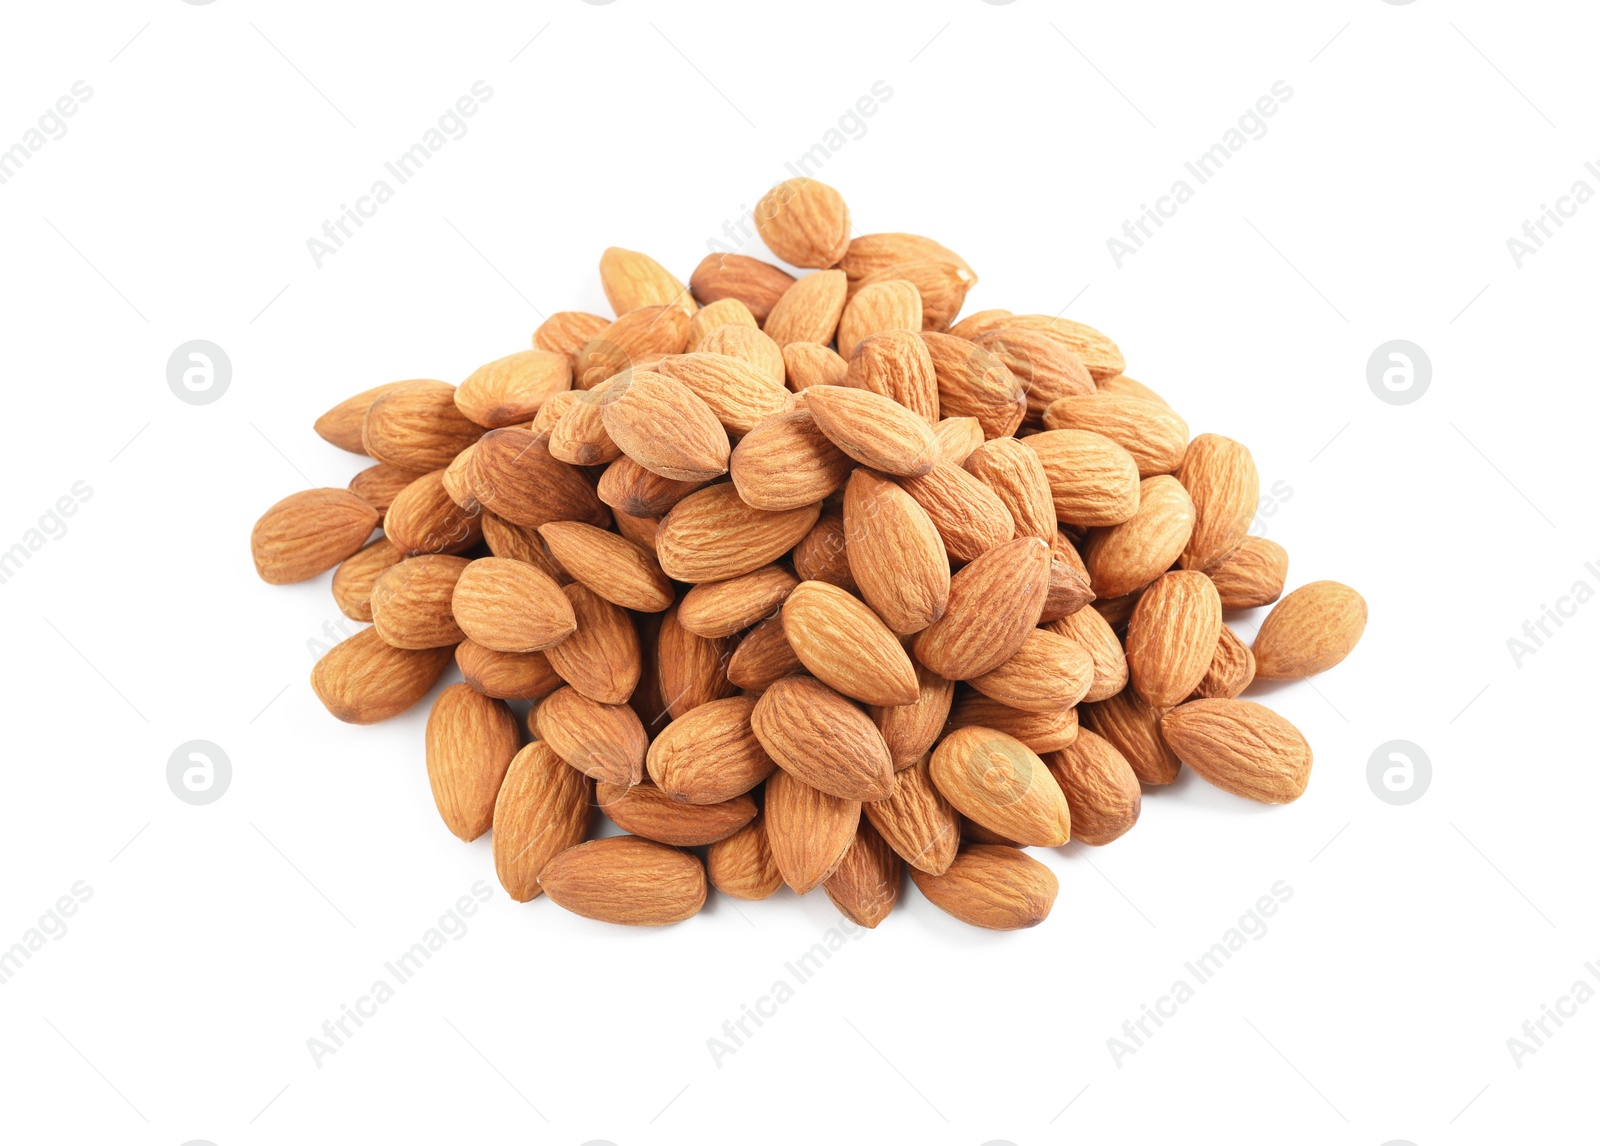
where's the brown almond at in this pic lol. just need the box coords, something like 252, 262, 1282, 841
369, 555, 470, 649
596, 781, 755, 846
654, 483, 820, 584
310, 627, 454, 724
780, 581, 920, 706
1193, 624, 1256, 699
968, 628, 1094, 713
962, 437, 1057, 542
764, 769, 860, 894
899, 460, 1014, 563
844, 331, 939, 425
932, 416, 985, 466
480, 512, 571, 584
1082, 688, 1181, 786
451, 557, 577, 653
250, 488, 379, 584
763, 268, 848, 346
537, 685, 647, 786
655, 602, 738, 719
537, 521, 673, 613
688, 253, 796, 323
1161, 699, 1312, 803
1251, 580, 1367, 679
930, 726, 1071, 847
792, 512, 857, 592
847, 259, 975, 333
1177, 433, 1259, 571
804, 385, 938, 477
1045, 605, 1128, 703
656, 352, 794, 436
842, 469, 950, 635
599, 247, 697, 317
706, 814, 785, 901
596, 455, 706, 519
947, 309, 1012, 340
678, 565, 798, 638
1043, 730, 1141, 846
910, 844, 1058, 930
686, 297, 759, 353
948, 693, 1079, 754
546, 375, 623, 467
361, 380, 482, 471
1003, 315, 1125, 381
600, 371, 730, 482
754, 177, 851, 269
837, 279, 922, 358
1081, 474, 1196, 598
729, 409, 852, 512
839, 232, 975, 289
726, 617, 803, 691
348, 463, 422, 515
752, 675, 894, 800
314, 382, 406, 454
534, 311, 611, 375
385, 469, 482, 556
492, 741, 591, 901
332, 537, 406, 622
646, 694, 777, 803
576, 305, 690, 389
456, 640, 562, 702
974, 326, 1094, 422
543, 583, 641, 705
823, 821, 902, 928
696, 324, 786, 386
467, 427, 610, 530
918, 332, 1027, 439
1125, 570, 1224, 709
913, 537, 1051, 680
456, 350, 572, 428
1042, 393, 1190, 477
1207, 536, 1289, 610
870, 663, 956, 770
424, 684, 520, 841
538, 836, 706, 925
863, 755, 960, 875
1023, 429, 1141, 527
782, 341, 849, 390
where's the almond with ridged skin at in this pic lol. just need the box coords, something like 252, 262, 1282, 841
1177, 434, 1259, 571
533, 389, 580, 434
689, 253, 796, 323
451, 557, 576, 653
361, 380, 482, 471
1004, 315, 1125, 381
348, 462, 421, 515
1125, 570, 1223, 709
837, 279, 922, 358
845, 331, 939, 425
687, 297, 758, 352
848, 260, 975, 333
596, 455, 705, 519
864, 755, 960, 875
646, 695, 777, 803
425, 684, 520, 841
440, 444, 480, 510
792, 512, 856, 592
781, 581, 920, 706
763, 268, 848, 346
678, 565, 798, 638
919, 332, 1027, 439
1192, 624, 1256, 700
974, 326, 1094, 422
654, 484, 820, 583
948, 694, 1079, 754
764, 769, 860, 894
600, 371, 730, 482
543, 583, 641, 705
824, 821, 902, 928
480, 513, 570, 584
1082, 688, 1181, 785
1045, 605, 1127, 702
538, 836, 706, 925
839, 231, 974, 286
707, 814, 784, 900
455, 350, 572, 428
899, 461, 1014, 563
537, 521, 673, 613
1208, 536, 1289, 610
656, 602, 737, 719
1043, 529, 1096, 622
754, 177, 851, 269
599, 247, 697, 317
596, 781, 755, 846
729, 409, 852, 512
547, 375, 623, 466
333, 538, 406, 621
752, 675, 894, 800
250, 488, 379, 584
783, 342, 849, 390
385, 470, 482, 556
311, 627, 454, 724
968, 628, 1094, 713
910, 844, 1057, 930
1252, 581, 1367, 679
492, 741, 591, 901
697, 324, 786, 386
932, 416, 984, 466
1023, 429, 1141, 527
930, 726, 1071, 847
947, 309, 1012, 340
538, 685, 647, 786
1044, 730, 1141, 846
456, 640, 562, 701
315, 381, 407, 453
962, 437, 1056, 543
1082, 475, 1196, 598
804, 385, 938, 477
870, 663, 955, 770
914, 537, 1051, 680
534, 311, 610, 375
467, 427, 609, 530
1097, 373, 1169, 404
1043, 393, 1190, 477
369, 555, 470, 649
657, 352, 794, 435
727, 617, 802, 691
1161, 699, 1313, 803
842, 469, 950, 635
575, 305, 690, 389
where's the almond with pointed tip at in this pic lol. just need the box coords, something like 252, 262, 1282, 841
456, 640, 562, 702
932, 416, 985, 466
842, 469, 950, 635
1023, 428, 1141, 527
654, 484, 820, 584
537, 521, 673, 613
706, 814, 784, 900
656, 352, 794, 435
863, 754, 960, 875
962, 437, 1056, 543
1002, 315, 1125, 381
467, 427, 609, 530
332, 538, 406, 622
455, 350, 572, 428
425, 684, 520, 842
369, 555, 470, 649
655, 602, 737, 719
537, 685, 647, 787
910, 844, 1058, 930
870, 663, 955, 770
1251, 580, 1367, 679
823, 821, 901, 928
929, 726, 1071, 847
752, 675, 894, 800
729, 409, 852, 512
538, 836, 706, 925
1082, 688, 1180, 785
1207, 536, 1289, 610
1177, 434, 1259, 571
315, 381, 406, 453
596, 780, 756, 846
385, 470, 482, 556
534, 311, 610, 374
783, 341, 849, 390
804, 385, 938, 477
678, 565, 798, 638
348, 463, 422, 515
543, 583, 641, 706
1161, 699, 1312, 803
792, 511, 856, 592
1045, 604, 1127, 702
310, 627, 454, 724
763, 268, 848, 346
596, 455, 706, 519
600, 371, 730, 482
251, 488, 379, 584
780, 580, 920, 706
726, 617, 802, 692
451, 557, 576, 653
1044, 730, 1140, 846
575, 305, 690, 389
1042, 393, 1190, 477
973, 326, 1094, 422
844, 330, 939, 424
361, 380, 482, 471
688, 252, 796, 323
968, 628, 1094, 713
599, 247, 697, 317
918, 332, 1026, 439
754, 177, 851, 269
837, 279, 922, 358
1193, 624, 1256, 699
899, 460, 1014, 563
914, 537, 1051, 680
687, 297, 758, 352
646, 695, 777, 804
547, 375, 623, 466
948, 694, 1079, 754
697, 324, 786, 385
1125, 570, 1223, 709
1082, 474, 1196, 599
764, 769, 860, 894
492, 741, 591, 901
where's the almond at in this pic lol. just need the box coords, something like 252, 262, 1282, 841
315, 381, 408, 454
696, 324, 786, 386
837, 279, 922, 358
613, 509, 660, 553
537, 521, 673, 613
1251, 580, 1367, 679
543, 583, 641, 705
596, 455, 706, 519
968, 628, 1093, 713
467, 427, 609, 530
655, 602, 738, 719
599, 247, 697, 317
492, 741, 591, 901
898, 460, 1014, 563
1160, 699, 1312, 803
456, 350, 572, 428
848, 260, 975, 333
1176, 434, 1259, 571
1207, 536, 1289, 610
729, 409, 852, 512
727, 616, 803, 691
654, 483, 820, 583
962, 437, 1057, 542
752, 675, 894, 800
686, 297, 759, 352
870, 663, 956, 770
909, 844, 1057, 930
251, 488, 379, 584
596, 780, 755, 846
913, 537, 1051, 679
1082, 688, 1181, 785
823, 821, 902, 928
844, 331, 939, 424
361, 380, 482, 471
534, 311, 610, 375
780, 580, 920, 705
678, 565, 798, 638
1193, 624, 1256, 700
601, 371, 731, 482
547, 375, 624, 466
948, 693, 1079, 754
1042, 393, 1190, 477
919, 332, 1027, 439
931, 416, 985, 466
1045, 604, 1128, 702
538, 836, 706, 925
656, 352, 794, 435
762, 268, 848, 346
754, 177, 851, 269
839, 232, 975, 289
1125, 570, 1223, 709
645, 694, 777, 803
706, 813, 785, 900
1081, 474, 1196, 598
480, 512, 571, 584
441, 444, 480, 510
369, 555, 470, 649
947, 309, 1011, 340
792, 512, 857, 591
1023, 429, 1141, 527
842, 469, 950, 635
974, 326, 1094, 422
332, 537, 406, 621
763, 768, 860, 894
455, 640, 562, 702
1003, 315, 1125, 381
385, 469, 483, 556
1042, 551, 1097, 624
688, 253, 796, 323
863, 754, 960, 875
451, 557, 577, 653
348, 463, 422, 515
425, 684, 520, 841
310, 627, 454, 724
782, 342, 849, 390
804, 385, 938, 477
1043, 729, 1141, 846
537, 685, 647, 787
576, 305, 690, 389
930, 726, 1071, 847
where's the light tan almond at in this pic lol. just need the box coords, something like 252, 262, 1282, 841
847, 259, 976, 333
656, 352, 794, 435
466, 427, 610, 530
752, 675, 895, 800
613, 509, 660, 554
1043, 730, 1141, 846
492, 741, 591, 901
780, 581, 920, 706
600, 371, 730, 482
1177, 433, 1259, 571
930, 726, 1071, 847
543, 583, 641, 706
537, 685, 647, 787
361, 380, 482, 471
576, 305, 690, 389
1251, 580, 1367, 679
348, 462, 422, 515
910, 844, 1057, 930
764, 769, 860, 894
804, 385, 938, 477
706, 814, 784, 900
968, 628, 1094, 713
310, 627, 454, 724
823, 821, 902, 928
837, 279, 922, 358
314, 381, 407, 454
596, 781, 755, 846
655, 602, 738, 719
961, 437, 1056, 543
533, 389, 580, 434
1082, 474, 1196, 598
1042, 393, 1190, 477
1207, 536, 1289, 610
839, 232, 975, 287
696, 324, 786, 386
654, 483, 820, 584
369, 555, 470, 649
1003, 315, 1125, 381
763, 268, 848, 346
1023, 429, 1141, 526
456, 640, 562, 702
754, 177, 851, 269
425, 683, 520, 841
678, 565, 798, 638
932, 416, 985, 465
899, 460, 1014, 563
1044, 604, 1128, 702
599, 247, 697, 317
729, 409, 852, 511
870, 663, 956, 770
913, 537, 1051, 679
974, 326, 1094, 422
1082, 688, 1181, 785
534, 311, 611, 375
947, 694, 1079, 754
538, 836, 706, 925
727, 617, 803, 692
456, 350, 572, 428
863, 754, 960, 875
688, 253, 796, 323
1125, 570, 1224, 709
841, 469, 950, 635
385, 469, 482, 556
844, 331, 939, 424
646, 695, 777, 803
1193, 624, 1256, 699
1161, 699, 1312, 803
251, 488, 379, 585
782, 341, 849, 390
686, 297, 759, 352
918, 332, 1027, 439
537, 521, 673, 613
451, 557, 577, 653
332, 537, 406, 621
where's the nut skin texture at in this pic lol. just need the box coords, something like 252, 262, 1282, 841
752, 676, 895, 801
1082, 688, 1182, 786
914, 537, 1052, 680
1124, 571, 1224, 710
251, 488, 379, 584
1161, 699, 1313, 804
1082, 475, 1196, 599
706, 814, 785, 900
1044, 730, 1141, 846
754, 178, 851, 269
764, 769, 861, 895
929, 726, 1072, 848
863, 754, 961, 876
823, 821, 902, 928
1251, 580, 1367, 680
689, 253, 796, 324
538, 836, 707, 926
646, 695, 777, 804
843, 470, 950, 636
595, 781, 757, 847
311, 628, 454, 725
425, 684, 522, 843
492, 741, 591, 902
1207, 536, 1290, 610
910, 844, 1059, 931
1176, 434, 1259, 572
780, 581, 920, 707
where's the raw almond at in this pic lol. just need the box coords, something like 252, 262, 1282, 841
838, 232, 974, 290
537, 685, 647, 787
1082, 688, 1181, 785
837, 279, 922, 358
1251, 580, 1367, 679
792, 512, 857, 591
727, 616, 803, 691
534, 311, 610, 374
596, 455, 706, 519
1045, 602, 1128, 702
467, 427, 610, 530
480, 512, 571, 584
251, 488, 379, 584
899, 460, 1014, 563
842, 469, 950, 635
1042, 393, 1189, 477
929, 726, 1071, 847
973, 326, 1094, 422
1176, 433, 1259, 571
752, 675, 895, 800
782, 342, 849, 390
315, 381, 407, 454
654, 483, 820, 584
696, 324, 786, 386
645, 694, 777, 803
601, 371, 731, 482
538, 836, 706, 925
863, 754, 960, 875
596, 781, 755, 846
763, 769, 860, 894
909, 844, 1058, 930
848, 260, 975, 333
1023, 429, 1141, 527
310, 627, 454, 724
576, 305, 690, 389
656, 352, 794, 435
1081, 474, 1196, 598
932, 416, 985, 465
729, 409, 852, 512
678, 565, 798, 638
1003, 315, 1125, 381
804, 385, 938, 477
369, 555, 470, 649
385, 469, 482, 556
451, 557, 577, 653
492, 741, 592, 901
706, 814, 785, 900
754, 177, 851, 269
425, 683, 521, 841
844, 331, 939, 424
1125, 570, 1223, 709
1207, 536, 1289, 610
348, 462, 422, 515
870, 663, 956, 770
1043, 729, 1141, 846
763, 268, 848, 346
456, 350, 572, 428
1192, 624, 1255, 700
918, 332, 1027, 439
687, 297, 759, 352
913, 537, 1051, 679
968, 628, 1093, 712
823, 821, 902, 928
543, 583, 641, 705
599, 246, 697, 317
947, 693, 1079, 754
456, 640, 562, 701
962, 437, 1057, 543
361, 380, 482, 471
1161, 699, 1312, 803
947, 309, 1011, 340
655, 602, 737, 719
537, 521, 673, 613
332, 537, 406, 621
688, 253, 796, 323
547, 375, 623, 467
780, 580, 920, 706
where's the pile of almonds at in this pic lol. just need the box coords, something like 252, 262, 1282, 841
250, 178, 1367, 930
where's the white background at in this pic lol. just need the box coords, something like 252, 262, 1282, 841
1, 1, 1594, 1143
